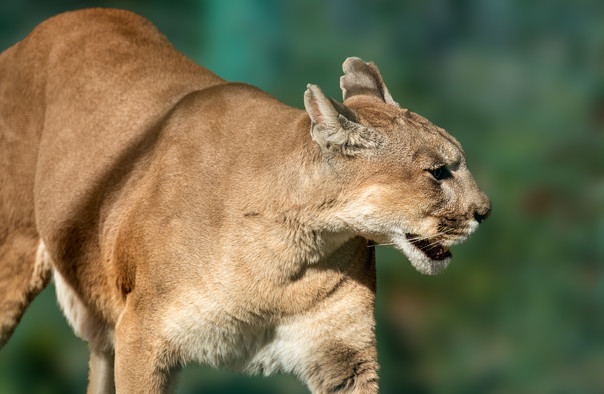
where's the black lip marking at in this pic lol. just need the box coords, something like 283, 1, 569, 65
405, 233, 452, 261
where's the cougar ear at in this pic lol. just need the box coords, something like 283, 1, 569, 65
304, 84, 382, 156
340, 57, 399, 107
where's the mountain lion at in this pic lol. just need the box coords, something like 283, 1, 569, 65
0, 8, 490, 394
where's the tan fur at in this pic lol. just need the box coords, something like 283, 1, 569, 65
0, 9, 490, 393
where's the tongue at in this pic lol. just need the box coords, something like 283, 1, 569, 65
405, 233, 452, 261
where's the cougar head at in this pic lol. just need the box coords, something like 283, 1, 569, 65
305, 57, 490, 275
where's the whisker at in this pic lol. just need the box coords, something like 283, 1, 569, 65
405, 228, 456, 242
366, 227, 462, 249
367, 242, 396, 248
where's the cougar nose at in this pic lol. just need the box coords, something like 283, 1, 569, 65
474, 205, 491, 224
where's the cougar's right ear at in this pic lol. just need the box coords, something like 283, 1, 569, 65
340, 57, 399, 107
304, 84, 382, 157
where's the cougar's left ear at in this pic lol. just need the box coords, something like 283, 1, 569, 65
340, 57, 399, 107
304, 84, 382, 157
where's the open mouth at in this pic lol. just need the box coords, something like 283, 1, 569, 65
405, 233, 452, 261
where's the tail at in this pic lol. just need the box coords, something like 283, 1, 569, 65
0, 235, 52, 347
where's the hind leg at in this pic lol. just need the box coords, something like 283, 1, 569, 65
0, 235, 51, 347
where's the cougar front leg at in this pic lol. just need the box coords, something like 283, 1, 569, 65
302, 341, 379, 394
87, 349, 115, 394
258, 284, 379, 393
54, 268, 116, 394
113, 301, 180, 394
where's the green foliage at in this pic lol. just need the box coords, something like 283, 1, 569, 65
1, 0, 602, 392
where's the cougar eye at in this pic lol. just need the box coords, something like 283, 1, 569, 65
428, 166, 451, 181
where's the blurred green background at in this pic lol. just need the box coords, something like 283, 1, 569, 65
1, 0, 602, 393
